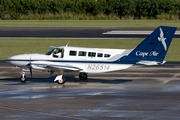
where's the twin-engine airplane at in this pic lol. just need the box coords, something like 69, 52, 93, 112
6, 26, 177, 84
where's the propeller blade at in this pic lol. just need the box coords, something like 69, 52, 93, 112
29, 55, 32, 77
30, 66, 32, 77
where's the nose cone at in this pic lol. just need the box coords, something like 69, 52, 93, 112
6, 54, 30, 67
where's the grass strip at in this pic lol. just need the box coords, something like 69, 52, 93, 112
0, 20, 180, 27
0, 38, 179, 61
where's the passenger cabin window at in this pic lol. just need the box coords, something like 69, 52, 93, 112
97, 53, 103, 57
104, 54, 111, 58
88, 52, 96, 57
69, 50, 77, 56
79, 51, 86, 56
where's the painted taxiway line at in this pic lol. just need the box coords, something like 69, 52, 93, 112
103, 30, 180, 35
0, 37, 135, 39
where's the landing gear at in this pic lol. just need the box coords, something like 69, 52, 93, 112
54, 75, 65, 84
20, 71, 26, 83
79, 72, 88, 81
49, 70, 55, 76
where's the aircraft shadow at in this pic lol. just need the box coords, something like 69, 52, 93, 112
77, 78, 132, 84
0, 76, 56, 84
0, 75, 132, 85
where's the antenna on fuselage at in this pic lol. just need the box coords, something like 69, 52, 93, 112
66, 41, 70, 47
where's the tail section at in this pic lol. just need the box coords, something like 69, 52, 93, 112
121, 26, 177, 65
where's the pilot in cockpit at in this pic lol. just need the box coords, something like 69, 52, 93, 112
53, 48, 62, 58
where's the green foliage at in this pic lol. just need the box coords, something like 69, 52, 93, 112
0, 0, 180, 20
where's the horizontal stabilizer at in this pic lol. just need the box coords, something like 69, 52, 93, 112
137, 60, 166, 65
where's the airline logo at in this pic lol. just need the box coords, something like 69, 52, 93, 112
158, 27, 167, 51
136, 51, 159, 57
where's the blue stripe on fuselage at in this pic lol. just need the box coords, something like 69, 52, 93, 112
6, 58, 138, 65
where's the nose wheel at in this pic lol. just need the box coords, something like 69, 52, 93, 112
54, 74, 65, 84
79, 72, 88, 81
20, 71, 26, 83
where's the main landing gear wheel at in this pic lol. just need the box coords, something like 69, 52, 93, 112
20, 71, 26, 83
79, 72, 88, 81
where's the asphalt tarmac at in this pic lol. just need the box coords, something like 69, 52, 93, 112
1, 62, 180, 120
0, 27, 180, 38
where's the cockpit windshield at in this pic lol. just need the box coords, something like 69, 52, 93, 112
45, 48, 56, 55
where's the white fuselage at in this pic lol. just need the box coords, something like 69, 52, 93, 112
6, 46, 133, 73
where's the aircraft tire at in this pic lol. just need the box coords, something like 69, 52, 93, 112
79, 72, 88, 81
57, 79, 65, 84
20, 75, 26, 83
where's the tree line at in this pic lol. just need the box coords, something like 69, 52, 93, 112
0, 0, 180, 20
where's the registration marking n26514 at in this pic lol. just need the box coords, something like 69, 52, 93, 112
87, 64, 110, 71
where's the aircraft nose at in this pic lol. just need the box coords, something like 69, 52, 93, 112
6, 54, 30, 67
6, 56, 16, 65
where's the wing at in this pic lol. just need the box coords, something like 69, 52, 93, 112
48, 65, 82, 71
30, 61, 82, 71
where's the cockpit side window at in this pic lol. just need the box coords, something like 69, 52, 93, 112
45, 48, 64, 58
53, 48, 63, 58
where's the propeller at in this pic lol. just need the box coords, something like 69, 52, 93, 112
29, 65, 32, 77
29, 55, 33, 77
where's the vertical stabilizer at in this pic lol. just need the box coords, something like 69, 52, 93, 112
121, 26, 177, 65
